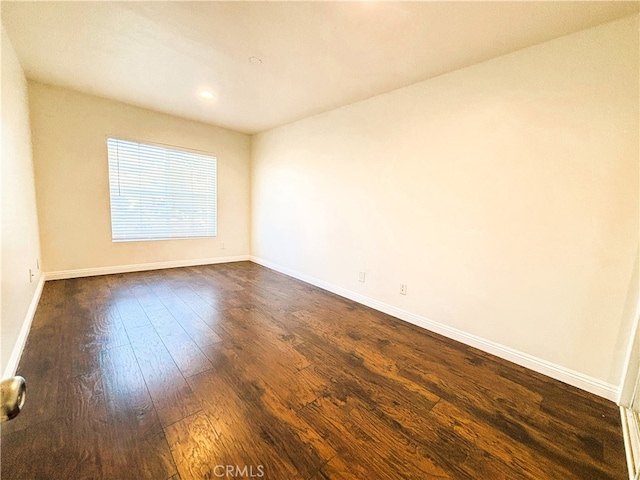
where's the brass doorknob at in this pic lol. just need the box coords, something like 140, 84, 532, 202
1, 376, 26, 422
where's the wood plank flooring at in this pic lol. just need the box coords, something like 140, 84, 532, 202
0, 262, 627, 479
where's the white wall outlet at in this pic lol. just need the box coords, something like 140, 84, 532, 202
400, 284, 407, 295
358, 271, 366, 282
220, 242, 225, 250
29, 269, 34, 283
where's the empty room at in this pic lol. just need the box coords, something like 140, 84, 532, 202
1, 1, 639, 479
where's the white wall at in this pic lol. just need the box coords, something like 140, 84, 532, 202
251, 15, 639, 394
28, 82, 251, 275
1, 29, 43, 376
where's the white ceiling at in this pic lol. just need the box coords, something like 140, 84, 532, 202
2, 1, 638, 134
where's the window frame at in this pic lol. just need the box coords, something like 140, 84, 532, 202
106, 137, 218, 243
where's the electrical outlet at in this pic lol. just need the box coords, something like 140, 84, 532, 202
220, 242, 225, 250
29, 269, 34, 283
358, 271, 366, 283
400, 284, 407, 295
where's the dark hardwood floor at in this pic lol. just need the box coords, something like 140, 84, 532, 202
0, 262, 627, 479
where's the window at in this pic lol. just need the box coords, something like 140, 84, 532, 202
107, 138, 217, 242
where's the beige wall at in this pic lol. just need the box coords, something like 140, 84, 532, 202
1, 29, 43, 375
252, 16, 639, 388
28, 82, 251, 274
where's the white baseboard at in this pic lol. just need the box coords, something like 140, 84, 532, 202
44, 255, 251, 280
250, 255, 619, 401
3, 275, 45, 379
621, 406, 640, 480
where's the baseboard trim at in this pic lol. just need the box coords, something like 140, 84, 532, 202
3, 275, 45, 379
44, 255, 251, 280
621, 406, 640, 480
250, 256, 619, 401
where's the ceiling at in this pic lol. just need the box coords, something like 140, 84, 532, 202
2, 1, 638, 134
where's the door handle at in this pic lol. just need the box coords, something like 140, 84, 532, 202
1, 376, 26, 422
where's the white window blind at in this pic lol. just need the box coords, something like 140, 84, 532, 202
107, 138, 217, 242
